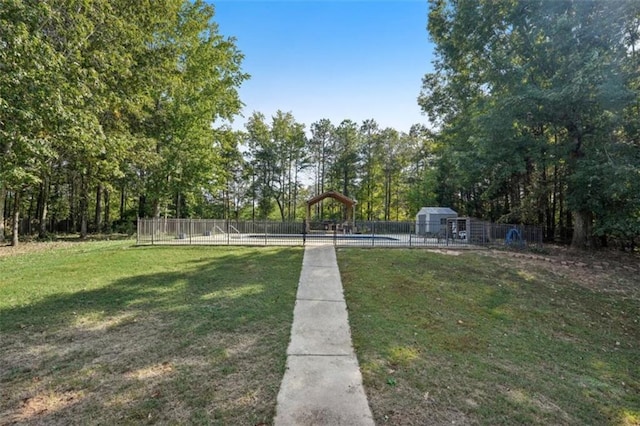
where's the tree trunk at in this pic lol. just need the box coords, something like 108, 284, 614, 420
251, 174, 256, 221
275, 195, 285, 222
138, 194, 146, 218
286, 154, 292, 221
120, 184, 126, 220
38, 179, 49, 239
293, 161, 299, 221
104, 188, 110, 233
69, 177, 76, 232
550, 164, 558, 242
320, 147, 325, 220
223, 189, 228, 220
571, 210, 593, 249
343, 169, 348, 198
81, 208, 88, 238
1, 140, 12, 242
35, 184, 43, 234
95, 183, 103, 232
11, 190, 20, 247
80, 176, 89, 239
50, 184, 59, 234
27, 192, 34, 236
384, 171, 392, 221
0, 185, 6, 243
149, 197, 161, 218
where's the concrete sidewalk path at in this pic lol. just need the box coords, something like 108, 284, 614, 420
274, 245, 375, 425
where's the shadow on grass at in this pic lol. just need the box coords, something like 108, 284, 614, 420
0, 246, 303, 425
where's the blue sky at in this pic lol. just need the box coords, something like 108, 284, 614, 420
211, 0, 435, 133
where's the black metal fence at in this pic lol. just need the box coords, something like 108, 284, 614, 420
137, 218, 543, 249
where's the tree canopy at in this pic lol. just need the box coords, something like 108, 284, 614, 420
419, 0, 640, 249
1, 0, 248, 244
2, 0, 639, 250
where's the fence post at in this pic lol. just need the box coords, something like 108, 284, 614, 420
151, 219, 155, 246
227, 219, 230, 245
302, 219, 306, 246
332, 222, 336, 246
372, 222, 375, 247
189, 219, 192, 244
446, 222, 449, 247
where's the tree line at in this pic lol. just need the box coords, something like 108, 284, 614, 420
1, 0, 247, 245
420, 0, 640, 250
3, 0, 639, 250
237, 113, 436, 223
0, 1, 436, 246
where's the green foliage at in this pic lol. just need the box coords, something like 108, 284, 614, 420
331, 120, 360, 199
305, 119, 435, 222
420, 0, 640, 248
1, 0, 248, 242
245, 111, 308, 221
134, 0, 248, 218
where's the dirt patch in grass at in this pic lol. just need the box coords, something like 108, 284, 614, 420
0, 242, 302, 425
338, 247, 640, 425
13, 390, 83, 423
2, 316, 285, 425
0, 242, 77, 258
0, 234, 138, 258
481, 246, 639, 297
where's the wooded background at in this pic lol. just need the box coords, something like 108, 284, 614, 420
2, 0, 639, 250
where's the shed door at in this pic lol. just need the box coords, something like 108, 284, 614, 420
418, 214, 427, 235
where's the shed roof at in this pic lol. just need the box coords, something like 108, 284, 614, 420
306, 190, 356, 207
417, 207, 457, 215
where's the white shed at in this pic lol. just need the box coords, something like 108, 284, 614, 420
416, 207, 457, 236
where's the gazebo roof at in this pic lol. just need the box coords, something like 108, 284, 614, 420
306, 190, 356, 207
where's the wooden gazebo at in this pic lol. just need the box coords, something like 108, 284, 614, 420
305, 191, 357, 232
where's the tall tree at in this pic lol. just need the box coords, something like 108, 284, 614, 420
245, 112, 276, 219
1, 0, 66, 245
331, 120, 360, 199
309, 119, 335, 219
405, 124, 438, 215
138, 0, 247, 219
245, 111, 306, 221
358, 119, 382, 220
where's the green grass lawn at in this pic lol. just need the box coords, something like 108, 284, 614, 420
338, 248, 640, 425
0, 241, 303, 425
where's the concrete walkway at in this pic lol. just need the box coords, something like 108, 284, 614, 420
274, 245, 375, 425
